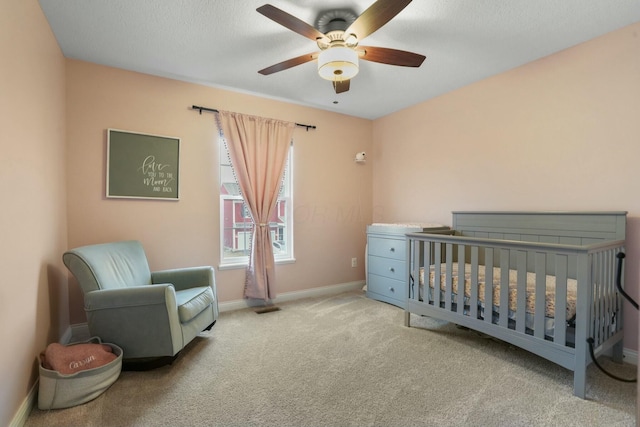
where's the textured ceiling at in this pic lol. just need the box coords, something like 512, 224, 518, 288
39, 0, 640, 120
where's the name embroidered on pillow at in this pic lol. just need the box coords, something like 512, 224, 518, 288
42, 342, 117, 375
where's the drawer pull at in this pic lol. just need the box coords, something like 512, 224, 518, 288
389, 247, 395, 252
389, 287, 395, 292
389, 267, 395, 273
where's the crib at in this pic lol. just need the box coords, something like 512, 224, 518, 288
404, 211, 627, 398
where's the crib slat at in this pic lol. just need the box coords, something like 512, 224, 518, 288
600, 250, 610, 343
434, 244, 442, 307
594, 252, 609, 342
574, 251, 591, 398
408, 239, 413, 301
594, 251, 603, 344
515, 250, 527, 334
422, 240, 431, 303
588, 253, 595, 345
604, 250, 613, 341
457, 245, 465, 314
499, 249, 510, 328
411, 239, 420, 302
484, 248, 494, 325
611, 248, 625, 363
608, 250, 616, 339
614, 248, 623, 336
470, 246, 479, 319
600, 251, 607, 342
608, 249, 618, 338
534, 252, 546, 338
445, 244, 453, 311
599, 251, 606, 344
554, 254, 568, 346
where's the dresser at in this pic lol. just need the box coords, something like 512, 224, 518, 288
366, 223, 449, 309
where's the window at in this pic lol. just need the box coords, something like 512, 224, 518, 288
219, 139, 293, 267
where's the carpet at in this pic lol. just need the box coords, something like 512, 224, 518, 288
25, 290, 636, 426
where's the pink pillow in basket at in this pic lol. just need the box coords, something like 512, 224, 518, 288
42, 342, 117, 375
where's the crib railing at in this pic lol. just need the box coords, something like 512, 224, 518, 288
406, 232, 625, 369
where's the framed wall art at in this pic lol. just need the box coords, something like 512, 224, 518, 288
106, 129, 180, 200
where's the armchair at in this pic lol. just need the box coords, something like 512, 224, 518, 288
63, 240, 218, 362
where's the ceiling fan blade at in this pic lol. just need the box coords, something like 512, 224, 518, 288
357, 46, 425, 67
345, 0, 412, 40
257, 4, 329, 43
333, 80, 350, 94
258, 52, 319, 75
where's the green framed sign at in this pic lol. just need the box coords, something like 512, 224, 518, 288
106, 129, 180, 200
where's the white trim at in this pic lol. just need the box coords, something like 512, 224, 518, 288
9, 380, 38, 427
61, 323, 92, 344
623, 348, 638, 365
598, 345, 637, 366
60, 325, 73, 344
59, 323, 92, 346
69, 323, 91, 343
218, 257, 296, 270
219, 281, 366, 312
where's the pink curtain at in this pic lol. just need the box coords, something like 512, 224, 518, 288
216, 111, 295, 300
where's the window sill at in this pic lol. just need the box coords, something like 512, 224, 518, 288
218, 257, 296, 270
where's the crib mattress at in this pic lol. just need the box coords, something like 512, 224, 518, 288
419, 264, 577, 320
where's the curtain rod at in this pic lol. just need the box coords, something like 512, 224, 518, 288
191, 105, 316, 131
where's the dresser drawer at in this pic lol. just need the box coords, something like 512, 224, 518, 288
368, 255, 405, 280
367, 274, 406, 302
367, 236, 406, 260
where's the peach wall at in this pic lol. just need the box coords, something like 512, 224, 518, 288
0, 1, 68, 425
372, 23, 640, 353
65, 60, 373, 323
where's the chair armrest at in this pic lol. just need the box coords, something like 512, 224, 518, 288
84, 284, 177, 311
151, 266, 215, 292
83, 285, 183, 358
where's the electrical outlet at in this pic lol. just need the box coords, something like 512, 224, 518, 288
351, 257, 357, 268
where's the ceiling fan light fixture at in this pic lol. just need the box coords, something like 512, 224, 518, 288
344, 33, 358, 47
317, 47, 359, 82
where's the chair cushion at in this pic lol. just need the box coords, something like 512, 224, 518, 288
176, 286, 215, 323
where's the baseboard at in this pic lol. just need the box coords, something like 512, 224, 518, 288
63, 323, 91, 344
599, 345, 637, 366
60, 324, 74, 344
623, 348, 638, 365
9, 380, 38, 427
218, 280, 366, 312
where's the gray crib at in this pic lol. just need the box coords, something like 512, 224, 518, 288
404, 211, 627, 398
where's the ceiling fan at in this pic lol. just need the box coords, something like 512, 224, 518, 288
257, 0, 426, 94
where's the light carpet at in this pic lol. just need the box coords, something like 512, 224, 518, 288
26, 290, 636, 426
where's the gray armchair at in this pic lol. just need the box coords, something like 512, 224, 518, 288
63, 240, 218, 362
